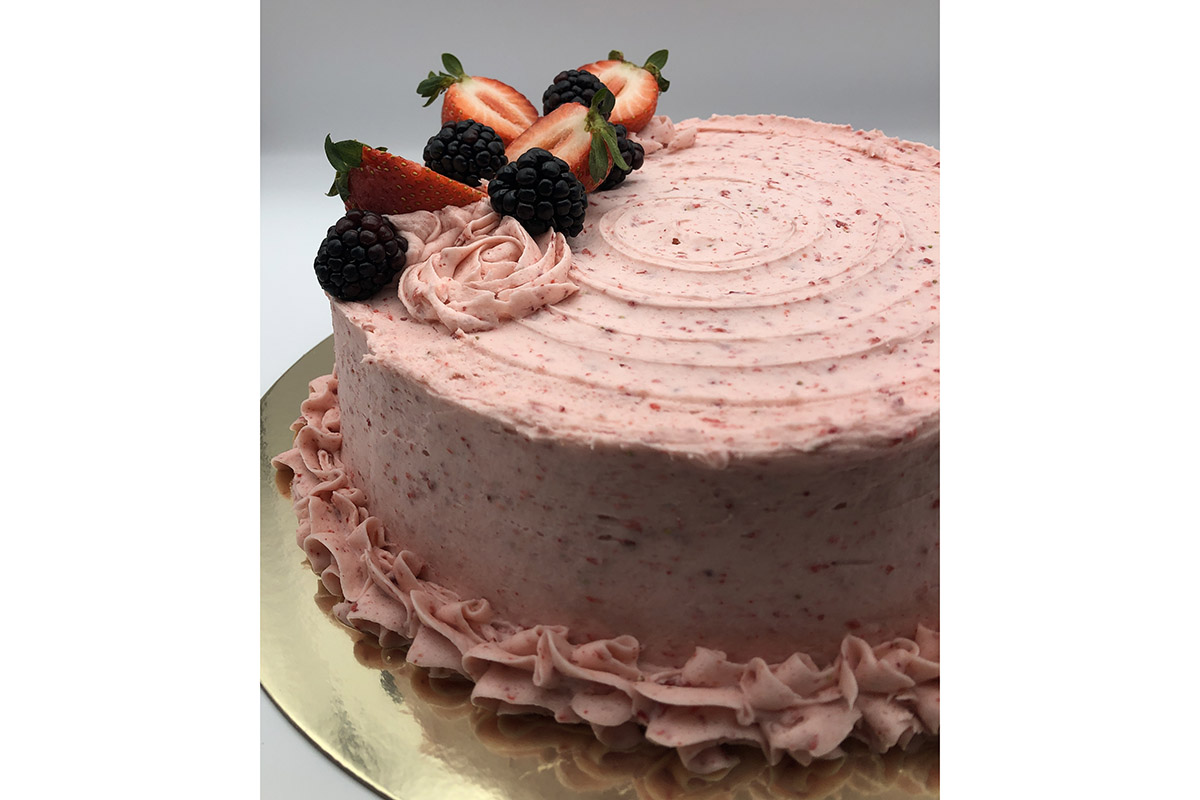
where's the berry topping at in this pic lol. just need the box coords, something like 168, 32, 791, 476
595, 124, 645, 191
314, 210, 408, 301
488, 148, 587, 238
416, 54, 538, 146
325, 135, 486, 215
422, 120, 507, 187
578, 49, 670, 133
505, 89, 629, 193
541, 69, 609, 116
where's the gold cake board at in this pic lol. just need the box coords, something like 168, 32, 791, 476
260, 336, 939, 799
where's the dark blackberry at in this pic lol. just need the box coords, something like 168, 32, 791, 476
487, 148, 587, 237
595, 124, 646, 191
542, 69, 609, 116
314, 210, 408, 301
422, 119, 507, 187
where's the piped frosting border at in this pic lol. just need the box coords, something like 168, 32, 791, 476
273, 374, 939, 774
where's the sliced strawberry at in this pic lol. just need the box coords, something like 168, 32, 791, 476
506, 90, 630, 193
578, 49, 670, 133
325, 136, 486, 215
416, 54, 538, 146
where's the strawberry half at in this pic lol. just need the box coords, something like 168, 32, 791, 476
578, 49, 670, 133
325, 136, 486, 215
416, 54, 538, 146
506, 89, 629, 193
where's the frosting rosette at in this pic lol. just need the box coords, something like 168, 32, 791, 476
390, 199, 577, 333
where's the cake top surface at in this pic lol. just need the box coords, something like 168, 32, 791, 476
338, 115, 939, 463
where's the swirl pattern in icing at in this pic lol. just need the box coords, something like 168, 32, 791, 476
391, 201, 576, 333
338, 115, 938, 459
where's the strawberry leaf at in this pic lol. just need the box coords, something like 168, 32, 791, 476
327, 173, 350, 201
324, 136, 366, 201
591, 87, 616, 120
589, 135, 607, 184
644, 50, 669, 71
608, 50, 625, 61
417, 72, 456, 105
441, 53, 465, 78
325, 136, 365, 172
417, 54, 467, 105
597, 124, 630, 173
582, 89, 629, 183
643, 50, 670, 93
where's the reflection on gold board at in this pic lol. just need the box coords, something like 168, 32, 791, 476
261, 336, 939, 800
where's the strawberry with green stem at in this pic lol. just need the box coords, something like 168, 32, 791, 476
578, 49, 670, 133
325, 136, 486, 216
417, 54, 538, 146
505, 89, 629, 193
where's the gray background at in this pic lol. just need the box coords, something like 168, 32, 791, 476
261, 0, 938, 795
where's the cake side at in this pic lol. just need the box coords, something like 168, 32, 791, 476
273, 372, 939, 773
331, 298, 938, 667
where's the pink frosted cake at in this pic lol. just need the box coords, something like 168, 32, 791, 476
274, 113, 940, 773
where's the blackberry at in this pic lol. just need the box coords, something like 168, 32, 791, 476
595, 124, 646, 191
314, 210, 408, 301
422, 119, 507, 187
542, 69, 609, 116
487, 148, 587, 237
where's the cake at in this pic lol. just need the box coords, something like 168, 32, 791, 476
274, 111, 940, 773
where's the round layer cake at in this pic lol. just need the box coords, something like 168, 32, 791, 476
276, 115, 940, 770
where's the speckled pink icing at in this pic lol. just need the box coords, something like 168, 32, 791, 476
276, 374, 938, 772
629, 114, 697, 155
392, 201, 576, 333
275, 115, 940, 770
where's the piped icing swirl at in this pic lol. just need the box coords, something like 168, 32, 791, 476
628, 114, 697, 154
391, 200, 577, 333
273, 374, 939, 773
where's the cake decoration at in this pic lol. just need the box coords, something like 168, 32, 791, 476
506, 89, 629, 191
394, 198, 577, 332
417, 53, 538, 146
421, 119, 508, 187
313, 210, 408, 301
594, 123, 645, 191
541, 68, 609, 116
486, 148, 587, 237
324, 135, 487, 215
577, 49, 670, 132
628, 114, 696, 154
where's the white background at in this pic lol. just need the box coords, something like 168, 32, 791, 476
5, 1, 1198, 799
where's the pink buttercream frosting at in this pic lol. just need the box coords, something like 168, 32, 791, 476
629, 115, 697, 155
389, 200, 577, 333
274, 373, 939, 773
277, 115, 940, 772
